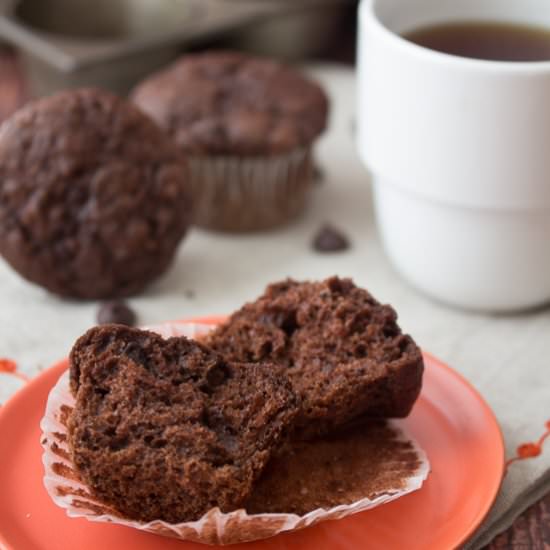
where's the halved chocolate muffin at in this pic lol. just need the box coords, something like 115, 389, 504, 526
68, 325, 299, 523
204, 277, 424, 439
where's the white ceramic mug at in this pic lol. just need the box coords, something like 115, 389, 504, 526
357, 0, 550, 311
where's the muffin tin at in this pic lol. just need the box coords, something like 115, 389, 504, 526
0, 0, 292, 95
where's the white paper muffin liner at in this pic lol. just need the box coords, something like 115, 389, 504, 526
187, 148, 312, 232
40, 322, 430, 545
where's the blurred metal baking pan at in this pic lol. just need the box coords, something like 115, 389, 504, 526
227, 0, 356, 60
0, 0, 295, 96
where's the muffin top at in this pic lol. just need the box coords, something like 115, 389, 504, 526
0, 88, 191, 300
131, 51, 329, 156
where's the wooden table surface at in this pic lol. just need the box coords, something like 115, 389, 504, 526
0, 46, 548, 550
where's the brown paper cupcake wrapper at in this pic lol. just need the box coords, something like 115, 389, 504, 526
41, 322, 430, 546
187, 148, 312, 232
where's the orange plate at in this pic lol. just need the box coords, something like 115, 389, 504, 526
0, 319, 504, 550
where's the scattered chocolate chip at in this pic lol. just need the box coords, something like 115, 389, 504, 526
96, 301, 137, 326
312, 224, 350, 253
312, 164, 324, 184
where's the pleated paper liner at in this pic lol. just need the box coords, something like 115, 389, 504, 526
40, 322, 430, 545
186, 148, 313, 232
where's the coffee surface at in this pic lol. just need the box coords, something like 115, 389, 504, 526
404, 21, 550, 62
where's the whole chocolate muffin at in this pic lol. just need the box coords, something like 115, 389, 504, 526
0, 88, 192, 299
132, 51, 329, 232
69, 325, 299, 523
204, 277, 424, 440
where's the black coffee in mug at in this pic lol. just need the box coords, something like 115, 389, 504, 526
403, 21, 550, 62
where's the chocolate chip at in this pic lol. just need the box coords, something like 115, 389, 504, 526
184, 289, 196, 299
259, 309, 297, 336
94, 387, 109, 397
206, 363, 231, 388
280, 310, 298, 336
200, 362, 232, 394
312, 225, 350, 253
124, 341, 148, 367
312, 164, 324, 184
96, 300, 137, 326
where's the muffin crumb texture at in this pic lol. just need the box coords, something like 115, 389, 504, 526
68, 325, 299, 523
205, 277, 424, 439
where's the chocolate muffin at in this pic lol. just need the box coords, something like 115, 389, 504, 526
0, 88, 192, 299
68, 325, 299, 523
132, 51, 329, 232
204, 277, 424, 439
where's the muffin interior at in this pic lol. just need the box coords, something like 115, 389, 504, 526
68, 325, 299, 523
205, 277, 424, 438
